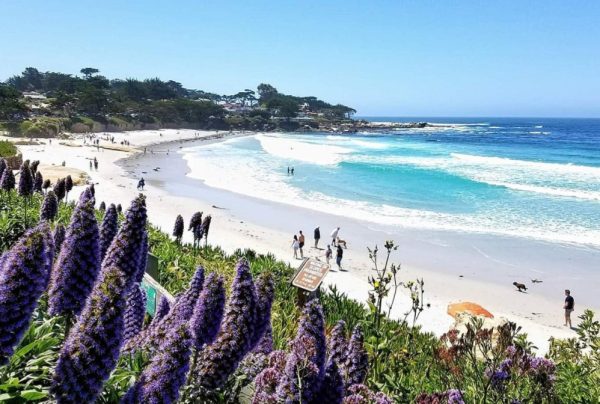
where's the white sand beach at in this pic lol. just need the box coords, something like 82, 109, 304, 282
8, 128, 595, 354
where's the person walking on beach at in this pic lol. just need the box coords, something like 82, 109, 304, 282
287, 167, 290, 175
314, 226, 321, 248
336, 245, 344, 270
89, 160, 93, 170
564, 289, 575, 328
298, 231, 305, 258
331, 227, 340, 246
94, 158, 98, 170
137, 177, 145, 191
291, 235, 300, 259
325, 245, 332, 266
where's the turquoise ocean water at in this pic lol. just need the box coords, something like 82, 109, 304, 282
183, 118, 600, 248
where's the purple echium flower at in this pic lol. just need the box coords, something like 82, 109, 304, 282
195, 260, 258, 389
123, 286, 147, 343
201, 214, 212, 242
42, 179, 51, 191
447, 389, 465, 404
173, 214, 184, 242
39, 190, 59, 221
0, 167, 15, 191
344, 325, 369, 388
252, 367, 281, 404
65, 175, 73, 193
254, 322, 274, 355
190, 273, 226, 349
48, 187, 100, 316
99, 204, 119, 260
53, 224, 66, 253
297, 299, 327, 376
188, 211, 202, 231
51, 265, 129, 403
150, 296, 171, 326
123, 266, 204, 353
328, 320, 347, 365
344, 384, 393, 404
0, 158, 6, 178
53, 178, 66, 201
30, 160, 39, 175
133, 231, 148, 284
33, 171, 43, 193
250, 273, 275, 350
316, 360, 344, 404
276, 335, 322, 403
99, 201, 106, 211
122, 323, 192, 404
117, 203, 122, 213
102, 195, 147, 282
18, 160, 33, 197
0, 224, 53, 365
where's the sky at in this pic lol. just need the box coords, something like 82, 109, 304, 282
1, 1, 599, 117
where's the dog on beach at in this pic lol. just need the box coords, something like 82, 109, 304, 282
336, 237, 348, 249
513, 282, 528, 292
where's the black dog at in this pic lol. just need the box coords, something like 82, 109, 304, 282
513, 282, 528, 292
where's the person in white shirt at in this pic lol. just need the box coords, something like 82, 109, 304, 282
291, 235, 300, 259
330, 227, 340, 246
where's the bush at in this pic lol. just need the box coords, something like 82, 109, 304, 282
0, 141, 17, 157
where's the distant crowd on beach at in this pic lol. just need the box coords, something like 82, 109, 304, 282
292, 226, 347, 271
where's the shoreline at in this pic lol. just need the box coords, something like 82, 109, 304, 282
11, 128, 597, 353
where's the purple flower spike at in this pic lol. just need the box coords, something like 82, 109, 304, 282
251, 274, 275, 350
34, 171, 43, 193
298, 299, 327, 376
51, 265, 129, 403
42, 179, 51, 191
328, 320, 347, 366
201, 215, 212, 242
188, 211, 203, 231
99, 201, 106, 211
53, 178, 66, 201
123, 286, 147, 343
316, 360, 344, 404
150, 296, 171, 326
122, 323, 192, 404
48, 187, 100, 316
344, 325, 369, 388
30, 160, 40, 175
252, 367, 281, 404
133, 231, 148, 284
124, 266, 204, 353
65, 175, 73, 193
190, 273, 226, 349
102, 195, 147, 281
0, 224, 53, 364
18, 160, 33, 197
254, 323, 274, 355
173, 214, 184, 242
0, 158, 6, 178
53, 224, 66, 253
40, 190, 59, 222
276, 335, 322, 403
195, 260, 258, 389
0, 167, 15, 191
99, 204, 119, 260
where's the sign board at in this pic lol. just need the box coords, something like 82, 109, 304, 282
140, 251, 174, 317
291, 258, 330, 292
141, 280, 157, 315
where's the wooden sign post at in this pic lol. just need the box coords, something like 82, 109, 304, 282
291, 258, 330, 308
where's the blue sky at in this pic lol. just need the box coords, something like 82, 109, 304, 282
1, 1, 599, 117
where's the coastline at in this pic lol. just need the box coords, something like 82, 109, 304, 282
11, 128, 597, 353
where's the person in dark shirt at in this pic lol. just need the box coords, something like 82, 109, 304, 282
314, 226, 321, 248
336, 245, 343, 271
563, 289, 575, 328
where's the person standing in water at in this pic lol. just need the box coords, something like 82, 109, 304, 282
314, 226, 321, 248
291, 235, 300, 259
564, 289, 575, 328
336, 245, 343, 270
291, 167, 295, 175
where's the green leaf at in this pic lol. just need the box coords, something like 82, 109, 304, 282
20, 390, 48, 400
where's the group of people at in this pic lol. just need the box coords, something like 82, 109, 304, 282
291, 226, 346, 271
89, 157, 98, 171
287, 167, 295, 175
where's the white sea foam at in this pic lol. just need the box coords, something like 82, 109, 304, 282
182, 145, 600, 248
256, 133, 352, 165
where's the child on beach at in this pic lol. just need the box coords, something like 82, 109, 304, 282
298, 231, 305, 258
291, 235, 300, 259
325, 245, 332, 266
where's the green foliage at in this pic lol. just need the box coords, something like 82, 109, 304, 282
0, 141, 17, 157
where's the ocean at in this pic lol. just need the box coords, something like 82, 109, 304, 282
182, 118, 600, 248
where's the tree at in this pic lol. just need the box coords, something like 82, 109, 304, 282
257, 83, 278, 103
0, 85, 27, 120
80, 67, 99, 79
